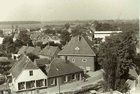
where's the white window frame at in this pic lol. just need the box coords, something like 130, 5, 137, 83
72, 74, 76, 80
50, 78, 55, 85
75, 47, 79, 50
64, 76, 68, 82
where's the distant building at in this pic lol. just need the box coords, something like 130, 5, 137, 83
18, 46, 41, 55
136, 30, 140, 54
0, 83, 10, 94
58, 35, 96, 72
126, 66, 140, 92
93, 31, 122, 42
0, 37, 4, 44
39, 46, 60, 60
2, 29, 13, 36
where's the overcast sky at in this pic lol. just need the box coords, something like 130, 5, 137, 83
0, 0, 139, 21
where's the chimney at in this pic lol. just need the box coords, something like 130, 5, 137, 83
79, 35, 81, 41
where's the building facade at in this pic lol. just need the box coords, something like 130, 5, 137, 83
58, 35, 96, 72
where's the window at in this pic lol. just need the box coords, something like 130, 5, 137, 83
75, 47, 79, 50
26, 81, 35, 89
29, 71, 33, 76
63, 76, 67, 82
86, 67, 91, 71
82, 59, 87, 62
72, 58, 75, 63
72, 74, 76, 80
36, 79, 44, 87
14, 56, 16, 60
18, 82, 25, 90
50, 78, 55, 85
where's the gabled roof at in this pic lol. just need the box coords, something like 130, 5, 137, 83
58, 35, 96, 56
18, 46, 41, 55
48, 58, 83, 78
39, 46, 60, 57
10, 55, 38, 79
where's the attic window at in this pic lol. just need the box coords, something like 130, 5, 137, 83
75, 47, 79, 51
29, 71, 33, 76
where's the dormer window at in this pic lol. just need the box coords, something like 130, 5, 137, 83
29, 71, 33, 76
75, 47, 79, 51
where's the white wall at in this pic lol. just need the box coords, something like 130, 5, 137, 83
14, 69, 47, 91
94, 33, 111, 41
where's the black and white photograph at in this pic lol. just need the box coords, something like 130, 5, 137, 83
0, 0, 139, 94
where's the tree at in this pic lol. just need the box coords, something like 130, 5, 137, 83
18, 30, 33, 46
60, 30, 71, 45
26, 53, 39, 62
71, 25, 85, 37
2, 36, 16, 54
98, 30, 137, 92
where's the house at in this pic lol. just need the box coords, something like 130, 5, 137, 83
125, 66, 139, 93
0, 83, 11, 94
86, 31, 122, 42
18, 46, 41, 55
39, 46, 60, 60
9, 55, 47, 92
58, 35, 96, 72
44, 58, 83, 87
30, 32, 50, 45
34, 58, 50, 67
136, 39, 140, 54
0, 37, 4, 44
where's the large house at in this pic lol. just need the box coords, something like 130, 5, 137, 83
10, 56, 48, 92
58, 35, 96, 72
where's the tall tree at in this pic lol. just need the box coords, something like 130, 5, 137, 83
18, 30, 33, 46
98, 30, 137, 92
2, 36, 16, 54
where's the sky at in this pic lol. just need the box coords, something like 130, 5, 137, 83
0, 0, 139, 21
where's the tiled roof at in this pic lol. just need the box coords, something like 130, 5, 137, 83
0, 83, 10, 91
48, 58, 83, 78
39, 46, 60, 57
0, 57, 9, 62
35, 58, 50, 67
18, 46, 28, 54
58, 35, 96, 56
18, 46, 41, 55
10, 55, 38, 79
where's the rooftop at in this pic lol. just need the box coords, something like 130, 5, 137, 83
10, 55, 38, 79
48, 58, 83, 78
39, 46, 60, 57
58, 35, 96, 56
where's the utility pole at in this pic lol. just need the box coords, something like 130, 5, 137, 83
56, 68, 60, 94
